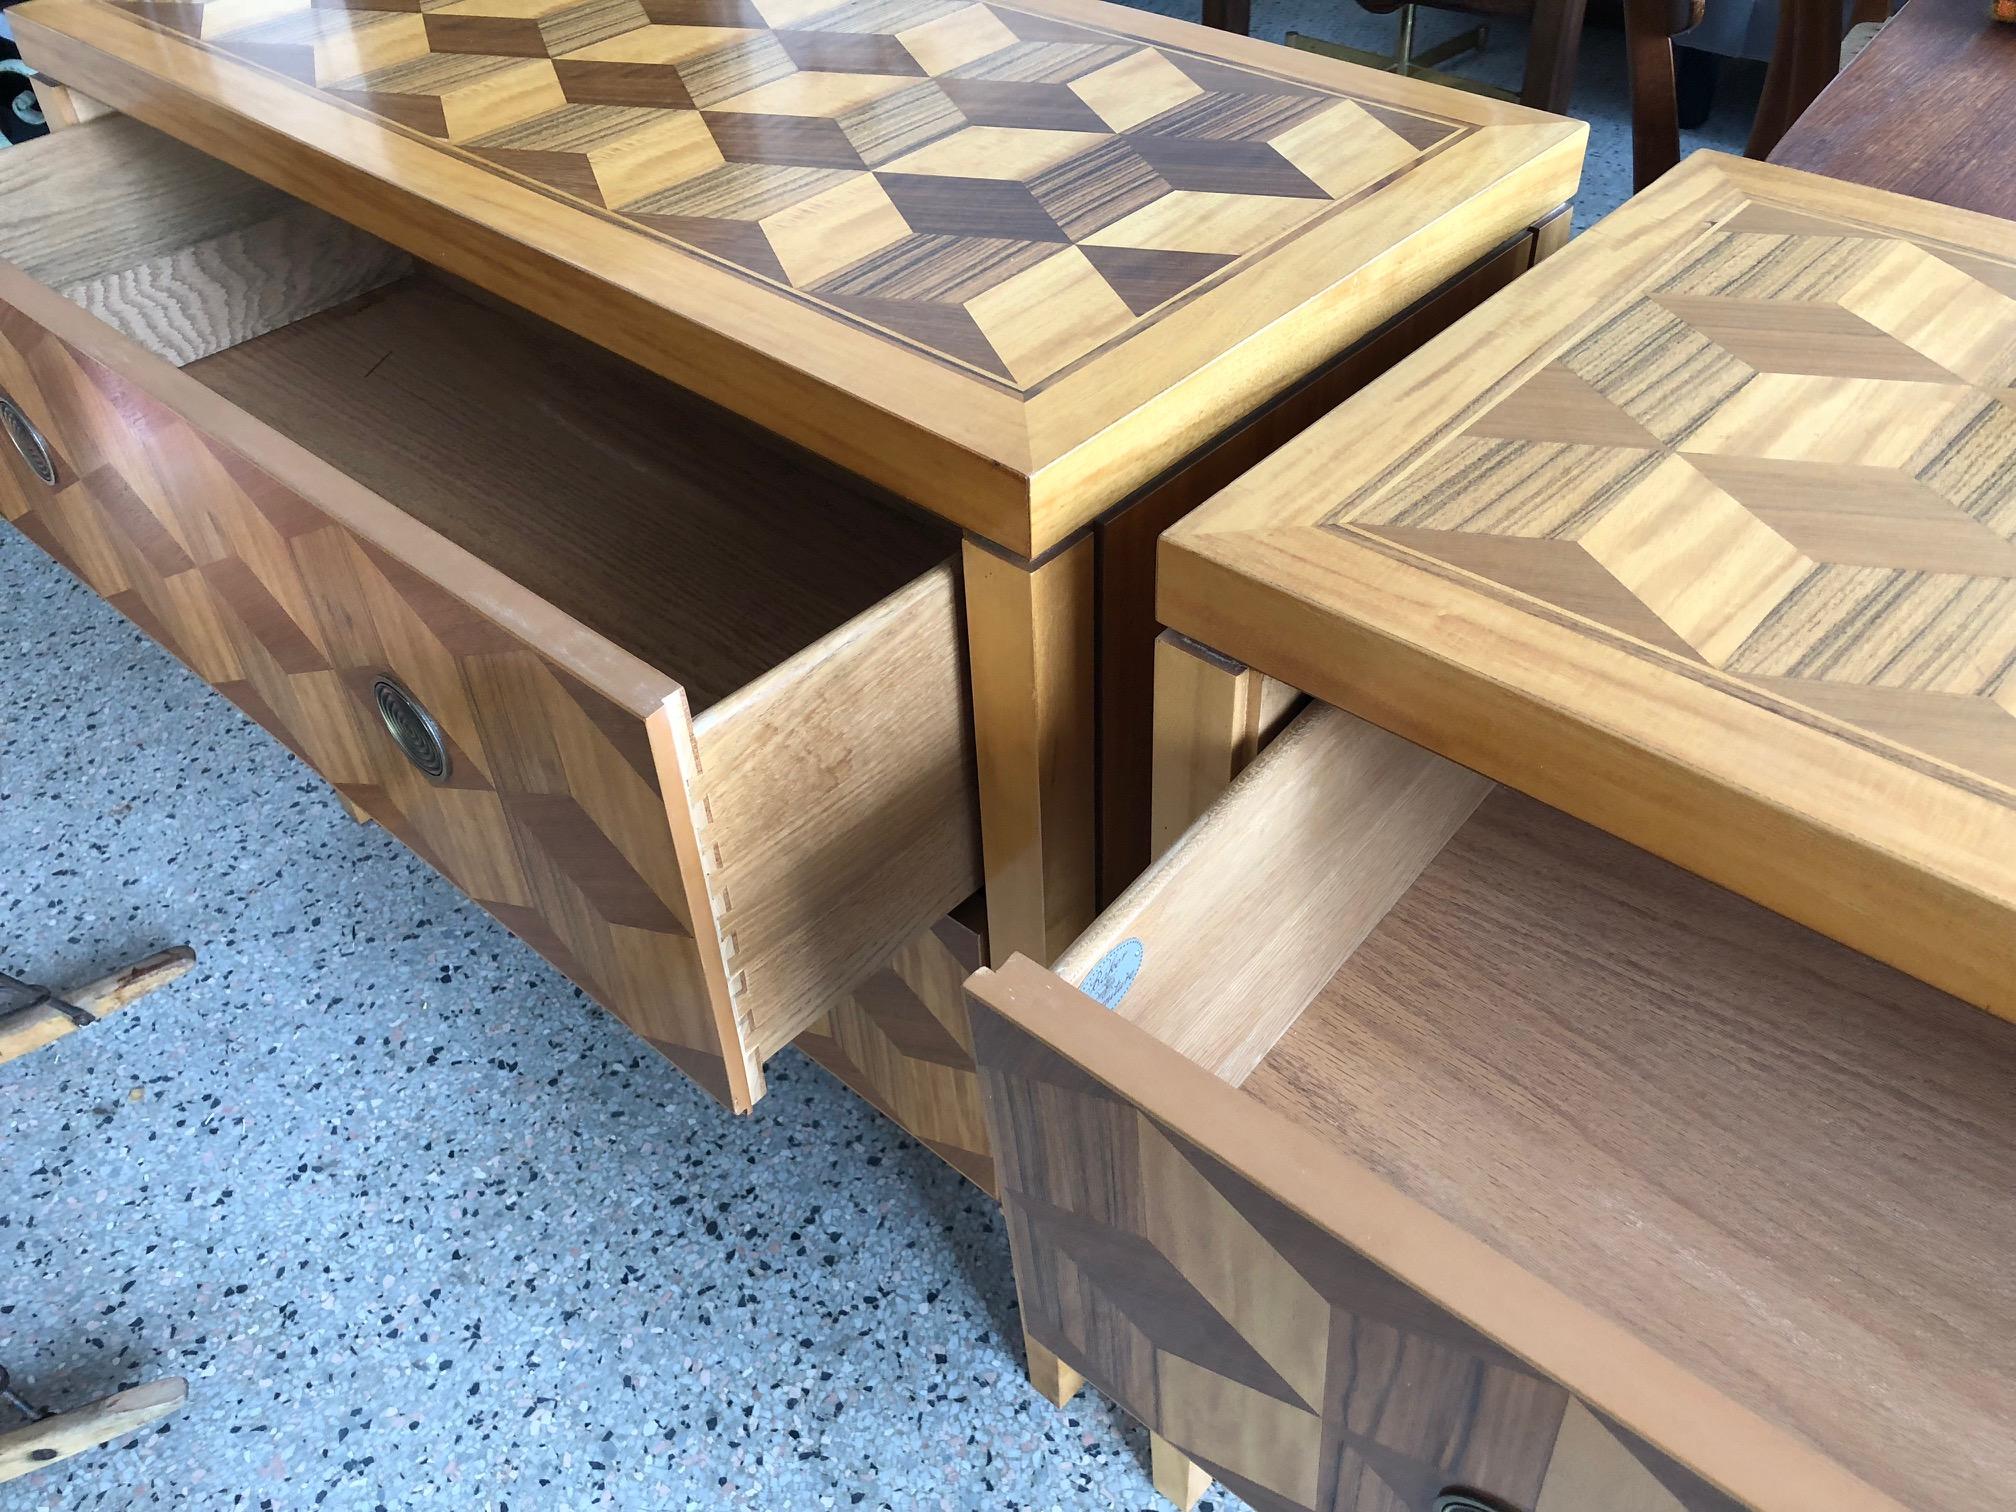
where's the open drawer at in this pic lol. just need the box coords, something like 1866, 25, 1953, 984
968, 702, 2016, 1512
0, 116, 980, 1112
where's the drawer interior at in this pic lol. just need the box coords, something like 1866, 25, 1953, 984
189, 278, 955, 709
0, 116, 955, 709
1059, 702, 2016, 1501
0, 115, 979, 1107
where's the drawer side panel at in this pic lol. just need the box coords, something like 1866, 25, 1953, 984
0, 278, 752, 1111
693, 560, 981, 1065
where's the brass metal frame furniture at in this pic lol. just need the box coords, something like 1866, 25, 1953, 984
1, 0, 1582, 1193
969, 152, 2016, 1508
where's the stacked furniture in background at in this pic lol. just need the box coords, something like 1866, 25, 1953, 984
0, 0, 1579, 1187
969, 151, 2016, 1509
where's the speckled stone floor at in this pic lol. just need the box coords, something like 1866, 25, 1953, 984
0, 23, 1759, 1508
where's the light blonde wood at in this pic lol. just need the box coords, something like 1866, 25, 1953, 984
1024, 1332, 1083, 1408
1056, 702, 1489, 1084
1150, 1434, 1211, 1511
0, 1378, 186, 1483
1162, 152, 2016, 1018
14, 0, 1584, 555
694, 564, 981, 1062
964, 536, 1098, 970
0, 947, 195, 1065
0, 115, 408, 365
1148, 631, 1300, 864
191, 277, 954, 709
27, 75, 114, 129
1097, 222, 1546, 899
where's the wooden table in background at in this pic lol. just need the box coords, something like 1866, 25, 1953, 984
1771, 0, 2016, 216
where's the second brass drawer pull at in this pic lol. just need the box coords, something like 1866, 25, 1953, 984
372, 676, 450, 784
0, 395, 56, 486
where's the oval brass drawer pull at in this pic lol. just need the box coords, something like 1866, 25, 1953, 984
372, 676, 450, 784
0, 395, 56, 486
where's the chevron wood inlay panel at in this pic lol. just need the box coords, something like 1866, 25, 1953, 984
98, 0, 1465, 385
797, 910, 995, 1192
973, 1001, 1743, 1512
1160, 153, 2016, 1018
0, 281, 754, 1109
14, 0, 1583, 551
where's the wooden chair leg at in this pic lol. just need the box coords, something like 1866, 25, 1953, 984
1024, 1332, 1084, 1407
0, 948, 196, 1066
1202, 0, 1252, 33
1748, 0, 1839, 158
1521, 0, 1590, 114
1625, 0, 1683, 190
1151, 1433, 1212, 1510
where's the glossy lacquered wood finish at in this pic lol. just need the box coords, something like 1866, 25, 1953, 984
1162, 153, 2016, 1018
1771, 0, 2016, 219
1095, 212, 1557, 896
14, 0, 1583, 556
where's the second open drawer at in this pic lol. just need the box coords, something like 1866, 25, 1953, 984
0, 116, 979, 1112
968, 700, 2016, 1512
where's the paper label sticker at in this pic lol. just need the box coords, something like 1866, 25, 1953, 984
1079, 938, 1143, 1012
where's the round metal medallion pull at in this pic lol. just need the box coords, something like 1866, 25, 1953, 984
372, 676, 450, 784
0, 394, 56, 486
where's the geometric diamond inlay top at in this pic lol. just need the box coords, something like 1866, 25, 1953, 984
1331, 201, 2016, 788
109, 0, 1469, 388
1161, 156, 2016, 1020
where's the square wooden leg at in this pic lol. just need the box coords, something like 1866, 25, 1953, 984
963, 535, 1097, 969
1150, 630, 1299, 864
1150, 1432, 1211, 1510
29, 78, 115, 130
1023, 1331, 1084, 1408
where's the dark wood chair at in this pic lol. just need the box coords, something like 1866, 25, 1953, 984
1203, 0, 1589, 114
1626, 0, 1888, 189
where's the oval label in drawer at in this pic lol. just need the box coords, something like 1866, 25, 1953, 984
1079, 938, 1142, 1012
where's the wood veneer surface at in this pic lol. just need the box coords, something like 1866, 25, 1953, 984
0, 112, 288, 287
191, 277, 953, 709
1771, 0, 2016, 219
13, 0, 1582, 551
1161, 153, 2016, 1016
1244, 787, 2016, 1512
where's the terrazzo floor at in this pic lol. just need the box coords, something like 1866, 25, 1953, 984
1, 18, 1759, 1509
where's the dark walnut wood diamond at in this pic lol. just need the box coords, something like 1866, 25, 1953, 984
106, 0, 1466, 386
